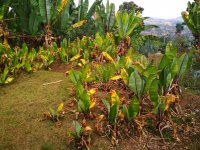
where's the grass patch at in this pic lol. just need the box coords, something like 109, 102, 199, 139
0, 71, 71, 150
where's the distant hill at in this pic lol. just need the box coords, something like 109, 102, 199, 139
142, 16, 193, 39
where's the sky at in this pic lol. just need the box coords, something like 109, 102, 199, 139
74, 0, 194, 19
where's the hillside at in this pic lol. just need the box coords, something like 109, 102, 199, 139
143, 17, 193, 39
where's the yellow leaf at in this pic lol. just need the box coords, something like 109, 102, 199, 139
57, 0, 68, 13
125, 56, 131, 67
57, 103, 64, 113
92, 63, 99, 68
118, 111, 124, 119
80, 59, 86, 65
84, 126, 92, 135
70, 54, 81, 62
135, 61, 145, 69
102, 52, 115, 65
110, 90, 120, 106
110, 75, 122, 81
87, 88, 96, 95
5, 77, 14, 84
89, 99, 96, 109
164, 94, 176, 111
86, 69, 91, 79
121, 68, 128, 85
72, 20, 87, 28
78, 63, 82, 67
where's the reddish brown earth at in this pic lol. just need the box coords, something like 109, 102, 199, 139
50, 60, 72, 73
50, 62, 200, 149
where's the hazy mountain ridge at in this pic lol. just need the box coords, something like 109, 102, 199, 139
142, 17, 193, 38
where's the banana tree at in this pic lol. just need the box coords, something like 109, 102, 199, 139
93, 0, 115, 34
115, 10, 142, 56
66, 0, 103, 38
10, 0, 41, 35
11, 0, 82, 46
182, 0, 200, 50
38, 0, 70, 46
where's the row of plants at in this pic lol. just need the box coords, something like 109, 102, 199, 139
0, 31, 116, 85
0, 8, 146, 85
52, 41, 192, 149
0, 40, 67, 84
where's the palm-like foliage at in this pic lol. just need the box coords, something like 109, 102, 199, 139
115, 10, 142, 56
116, 10, 142, 39
182, 0, 200, 50
93, 0, 115, 34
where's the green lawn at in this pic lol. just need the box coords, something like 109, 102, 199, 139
0, 71, 71, 150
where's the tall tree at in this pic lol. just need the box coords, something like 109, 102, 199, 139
118, 1, 144, 14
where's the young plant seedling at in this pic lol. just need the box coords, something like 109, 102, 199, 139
69, 121, 92, 150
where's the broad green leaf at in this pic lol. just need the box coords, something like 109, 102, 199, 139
144, 74, 156, 92
78, 100, 85, 112
159, 55, 169, 71
102, 99, 110, 113
73, 121, 82, 138
80, 91, 90, 111
139, 55, 148, 68
166, 73, 172, 87
94, 33, 103, 47
25, 61, 32, 72
178, 53, 188, 77
29, 11, 40, 35
109, 103, 119, 125
170, 58, 178, 78
1, 67, 9, 82
69, 70, 82, 85
122, 105, 130, 121
149, 79, 159, 114
129, 96, 139, 118
187, 48, 194, 70
128, 71, 144, 99
75, 83, 84, 98
49, 108, 56, 117
106, 3, 115, 31
133, 62, 144, 75
39, 0, 52, 23
159, 67, 168, 87
143, 65, 157, 79
165, 43, 176, 57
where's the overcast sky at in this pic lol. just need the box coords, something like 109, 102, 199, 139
74, 0, 194, 19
